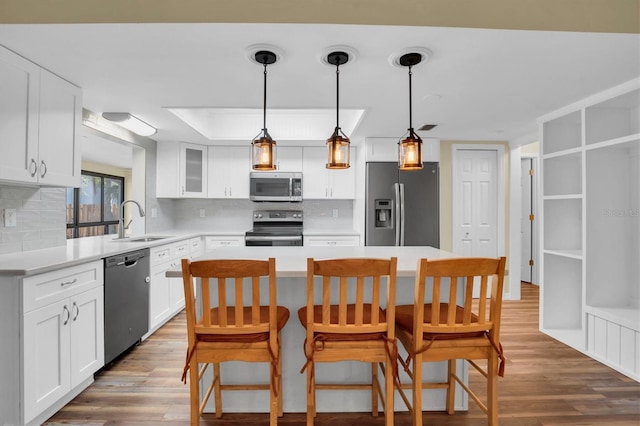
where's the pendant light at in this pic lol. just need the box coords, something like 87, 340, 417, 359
326, 51, 350, 169
252, 50, 277, 170
398, 52, 423, 170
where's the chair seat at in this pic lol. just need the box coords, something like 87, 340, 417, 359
196, 306, 290, 343
396, 303, 485, 340
298, 304, 387, 341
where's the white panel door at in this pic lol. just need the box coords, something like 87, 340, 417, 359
454, 149, 498, 257
521, 158, 533, 282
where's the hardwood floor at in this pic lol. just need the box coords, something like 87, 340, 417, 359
45, 283, 640, 425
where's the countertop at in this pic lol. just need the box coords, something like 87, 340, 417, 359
167, 245, 457, 278
0, 232, 200, 276
0, 229, 362, 276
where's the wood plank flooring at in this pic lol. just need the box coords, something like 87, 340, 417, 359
45, 283, 640, 425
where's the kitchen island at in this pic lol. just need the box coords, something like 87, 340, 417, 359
169, 245, 468, 414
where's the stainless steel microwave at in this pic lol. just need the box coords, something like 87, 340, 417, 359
249, 172, 303, 202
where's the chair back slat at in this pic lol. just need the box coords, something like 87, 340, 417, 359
416, 257, 506, 337
431, 277, 441, 326
462, 276, 474, 325
339, 276, 348, 326
322, 276, 331, 325
252, 276, 261, 326
218, 277, 228, 327
202, 277, 212, 326
447, 277, 457, 325
234, 277, 244, 327
306, 257, 397, 335
181, 258, 276, 336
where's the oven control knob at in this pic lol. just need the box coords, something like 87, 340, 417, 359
255, 213, 263, 219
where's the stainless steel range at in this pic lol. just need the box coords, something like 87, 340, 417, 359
245, 210, 303, 246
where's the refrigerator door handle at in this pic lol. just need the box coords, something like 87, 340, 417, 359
394, 182, 401, 246
399, 183, 406, 246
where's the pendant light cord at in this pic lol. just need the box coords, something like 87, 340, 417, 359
408, 65, 413, 132
335, 63, 340, 132
262, 62, 268, 134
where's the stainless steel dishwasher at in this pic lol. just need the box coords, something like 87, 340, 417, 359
104, 248, 150, 365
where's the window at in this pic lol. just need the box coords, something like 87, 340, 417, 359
66, 171, 124, 239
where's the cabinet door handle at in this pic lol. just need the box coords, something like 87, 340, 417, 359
62, 305, 70, 325
60, 278, 78, 287
29, 159, 38, 177
40, 160, 47, 178
72, 302, 79, 321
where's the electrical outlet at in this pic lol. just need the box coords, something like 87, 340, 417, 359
199, 209, 206, 218
3, 208, 17, 227
151, 208, 157, 218
332, 209, 339, 218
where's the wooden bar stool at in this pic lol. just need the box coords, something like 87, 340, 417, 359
298, 257, 398, 426
180, 258, 290, 425
395, 256, 507, 426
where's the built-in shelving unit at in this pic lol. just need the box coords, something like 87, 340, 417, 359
539, 80, 639, 382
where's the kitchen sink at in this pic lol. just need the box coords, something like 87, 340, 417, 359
112, 236, 173, 242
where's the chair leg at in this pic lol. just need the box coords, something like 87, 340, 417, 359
446, 360, 456, 415
372, 362, 379, 416
487, 352, 499, 426
270, 356, 278, 426
213, 363, 222, 419
278, 339, 284, 417
384, 358, 394, 426
306, 361, 315, 425
189, 360, 200, 426
413, 353, 423, 426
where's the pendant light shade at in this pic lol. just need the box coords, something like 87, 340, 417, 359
252, 50, 278, 170
326, 51, 350, 169
398, 52, 423, 170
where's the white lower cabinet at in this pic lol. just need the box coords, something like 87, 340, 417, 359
147, 239, 190, 335
304, 235, 360, 246
0, 260, 105, 426
205, 235, 245, 249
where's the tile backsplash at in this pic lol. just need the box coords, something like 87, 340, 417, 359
0, 185, 67, 254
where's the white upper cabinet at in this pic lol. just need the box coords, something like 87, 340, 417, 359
207, 145, 250, 198
0, 45, 81, 187
276, 146, 303, 171
302, 146, 355, 199
156, 142, 208, 198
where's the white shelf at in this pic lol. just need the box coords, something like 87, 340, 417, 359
543, 249, 583, 260
543, 194, 582, 200
586, 305, 640, 332
539, 80, 639, 381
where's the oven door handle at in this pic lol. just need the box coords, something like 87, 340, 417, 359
245, 235, 303, 241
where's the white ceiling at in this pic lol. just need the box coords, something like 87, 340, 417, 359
0, 23, 638, 157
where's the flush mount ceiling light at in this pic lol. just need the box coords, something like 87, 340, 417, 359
251, 50, 278, 171
101, 112, 157, 137
398, 52, 424, 170
326, 51, 350, 169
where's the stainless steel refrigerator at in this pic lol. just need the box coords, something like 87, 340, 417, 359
365, 162, 439, 247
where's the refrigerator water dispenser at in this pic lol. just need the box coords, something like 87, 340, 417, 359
374, 199, 393, 228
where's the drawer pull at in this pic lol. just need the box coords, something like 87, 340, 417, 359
60, 278, 78, 287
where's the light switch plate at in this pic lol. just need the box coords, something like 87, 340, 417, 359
199, 209, 206, 218
3, 208, 17, 227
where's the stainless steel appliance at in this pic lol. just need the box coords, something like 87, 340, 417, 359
104, 249, 150, 365
245, 209, 303, 246
365, 161, 439, 247
249, 171, 302, 202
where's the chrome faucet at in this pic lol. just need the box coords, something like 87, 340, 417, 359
118, 200, 145, 239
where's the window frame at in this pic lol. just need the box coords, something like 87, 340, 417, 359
66, 170, 125, 239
